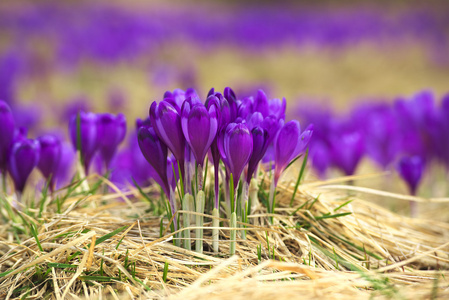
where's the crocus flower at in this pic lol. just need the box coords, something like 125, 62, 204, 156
254, 90, 286, 120
205, 94, 231, 207
150, 101, 185, 170
246, 126, 269, 183
0, 100, 15, 172
397, 155, 424, 196
219, 123, 253, 189
97, 113, 127, 170
8, 138, 40, 194
54, 142, 75, 189
137, 126, 169, 196
274, 121, 313, 186
68, 111, 98, 174
330, 130, 364, 176
37, 134, 62, 191
181, 99, 218, 167
310, 141, 331, 178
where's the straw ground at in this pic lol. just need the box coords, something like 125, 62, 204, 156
0, 172, 448, 299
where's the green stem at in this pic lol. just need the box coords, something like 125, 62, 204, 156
182, 193, 193, 250
268, 179, 276, 224
230, 212, 237, 255
195, 191, 205, 253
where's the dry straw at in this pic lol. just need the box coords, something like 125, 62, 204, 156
0, 173, 448, 299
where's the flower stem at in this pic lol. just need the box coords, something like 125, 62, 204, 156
230, 211, 237, 255
212, 207, 219, 253
268, 179, 276, 224
182, 193, 193, 250
240, 181, 249, 240
249, 178, 259, 213
195, 190, 205, 253
197, 163, 203, 191
168, 188, 180, 247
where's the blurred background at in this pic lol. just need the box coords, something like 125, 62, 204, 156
1, 0, 449, 218
2, 0, 448, 123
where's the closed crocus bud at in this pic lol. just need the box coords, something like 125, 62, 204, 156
274, 121, 313, 186
150, 100, 185, 167
181, 100, 218, 166
246, 126, 269, 183
68, 112, 98, 174
223, 87, 239, 122
397, 155, 424, 196
254, 90, 286, 120
137, 126, 170, 196
218, 123, 253, 188
0, 100, 15, 172
331, 130, 364, 176
8, 138, 40, 194
37, 134, 62, 190
310, 141, 331, 178
97, 113, 127, 170
54, 142, 75, 189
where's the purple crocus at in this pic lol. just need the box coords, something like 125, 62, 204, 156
137, 126, 169, 196
68, 111, 98, 174
8, 138, 40, 194
330, 130, 364, 176
0, 100, 15, 173
97, 113, 127, 170
205, 94, 231, 207
181, 99, 218, 167
150, 101, 185, 173
246, 126, 269, 183
397, 155, 424, 196
397, 155, 424, 217
219, 123, 253, 190
37, 134, 62, 191
54, 142, 75, 189
274, 121, 313, 186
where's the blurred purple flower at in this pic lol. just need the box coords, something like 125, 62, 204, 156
61, 96, 91, 123
37, 134, 61, 191
8, 138, 40, 194
54, 142, 75, 189
310, 141, 331, 178
97, 113, 127, 170
397, 155, 424, 196
330, 130, 364, 176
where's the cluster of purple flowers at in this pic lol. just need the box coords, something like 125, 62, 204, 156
134, 88, 312, 231
299, 90, 449, 196
0, 100, 128, 198
0, 101, 64, 195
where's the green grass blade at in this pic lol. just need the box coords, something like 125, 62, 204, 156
289, 147, 308, 207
